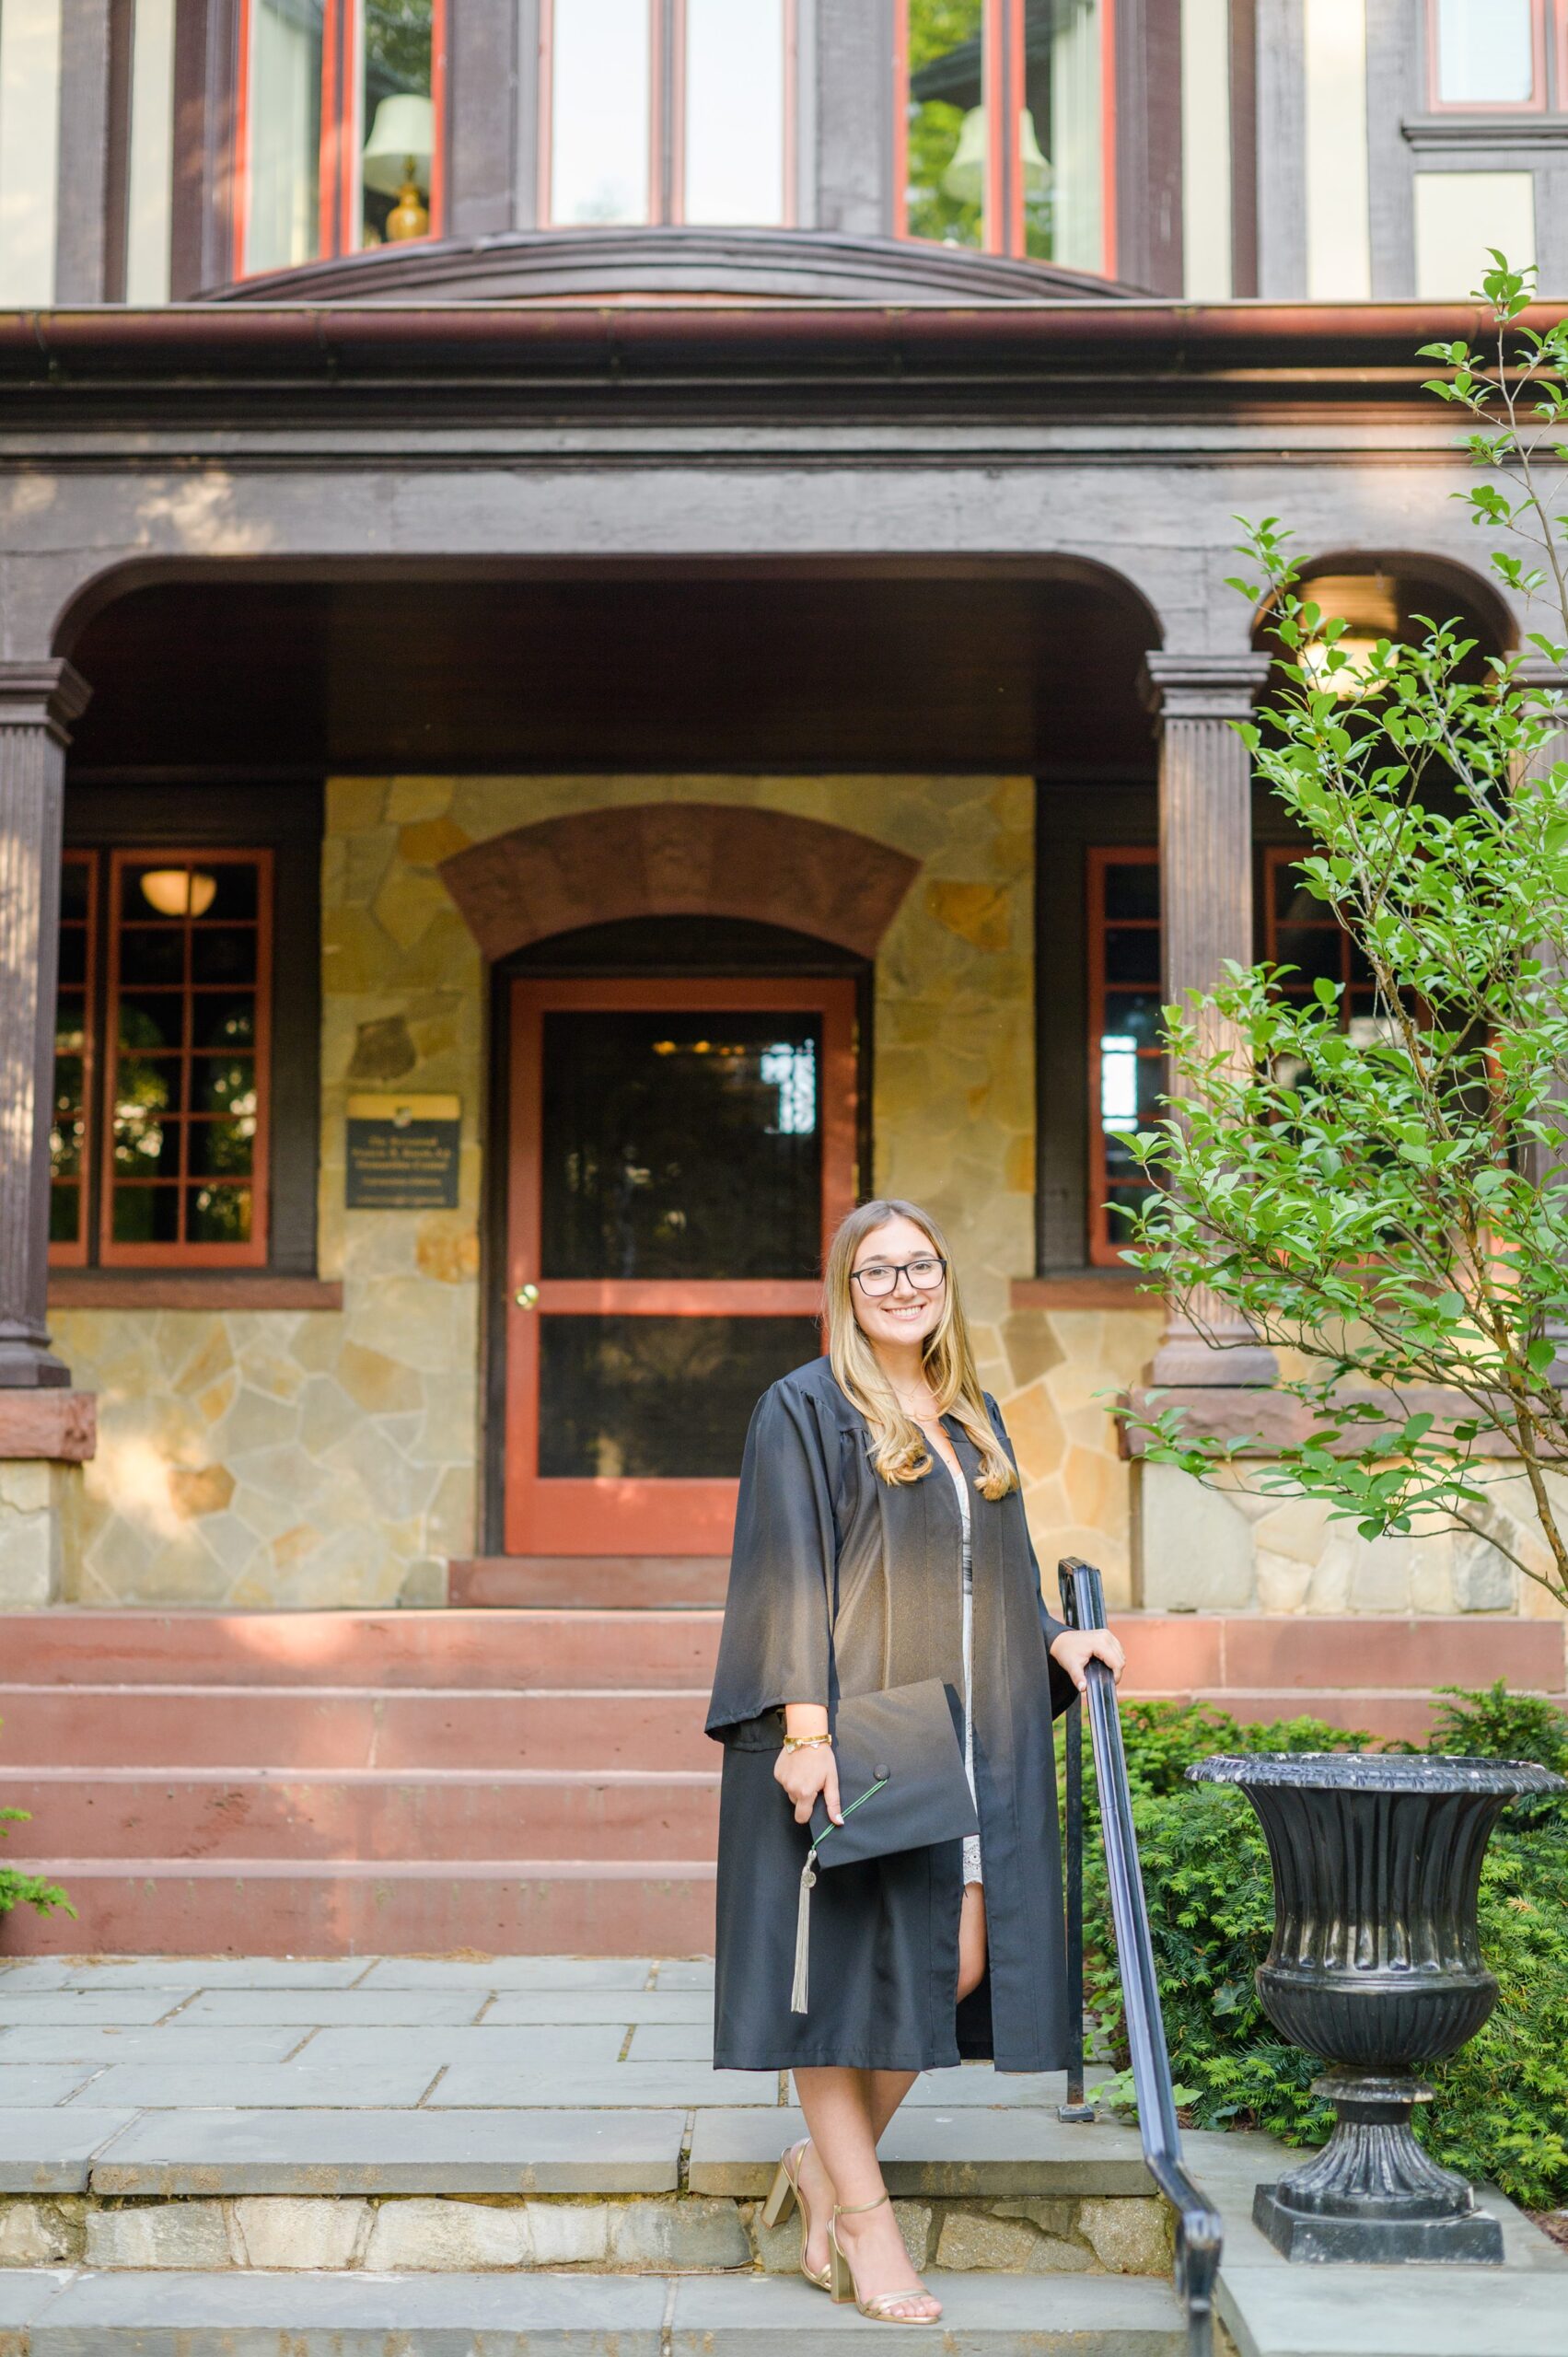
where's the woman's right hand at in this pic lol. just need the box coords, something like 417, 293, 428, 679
774, 1739, 843, 1827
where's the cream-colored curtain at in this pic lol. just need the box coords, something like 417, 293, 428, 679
1047, 0, 1100, 273
247, 0, 322, 273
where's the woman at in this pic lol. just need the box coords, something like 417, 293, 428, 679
706, 1199, 1124, 2324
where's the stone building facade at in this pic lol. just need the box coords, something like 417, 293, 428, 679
0, 0, 1562, 1655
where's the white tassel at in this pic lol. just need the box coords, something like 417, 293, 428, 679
790, 1853, 818, 2013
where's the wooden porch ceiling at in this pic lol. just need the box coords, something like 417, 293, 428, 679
64, 572, 1159, 782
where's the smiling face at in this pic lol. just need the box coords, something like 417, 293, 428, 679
848, 1213, 948, 1357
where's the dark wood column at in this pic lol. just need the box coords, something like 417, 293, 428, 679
0, 663, 91, 1388
1141, 651, 1277, 1384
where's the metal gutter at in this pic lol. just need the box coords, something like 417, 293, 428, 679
0, 298, 1561, 386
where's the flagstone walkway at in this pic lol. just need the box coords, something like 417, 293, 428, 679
0, 1954, 1562, 2356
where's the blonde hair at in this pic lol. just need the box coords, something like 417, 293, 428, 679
823, 1199, 1016, 1500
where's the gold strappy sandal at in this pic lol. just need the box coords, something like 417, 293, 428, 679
758, 2139, 831, 2291
827, 2192, 942, 2323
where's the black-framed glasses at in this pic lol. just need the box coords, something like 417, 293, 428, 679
851, 1256, 947, 1299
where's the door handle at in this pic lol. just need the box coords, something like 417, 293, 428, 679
514, 1283, 540, 1310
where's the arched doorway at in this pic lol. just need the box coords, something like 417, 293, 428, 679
454, 805, 922, 1558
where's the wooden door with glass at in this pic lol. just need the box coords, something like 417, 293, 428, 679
504, 977, 856, 1554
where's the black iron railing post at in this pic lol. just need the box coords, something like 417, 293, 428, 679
1057, 1564, 1094, 2122
1057, 1557, 1222, 2357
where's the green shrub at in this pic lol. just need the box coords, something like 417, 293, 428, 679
0, 1720, 73, 1926
1083, 1686, 1568, 2209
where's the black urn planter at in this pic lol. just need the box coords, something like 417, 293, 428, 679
1187, 1751, 1565, 2265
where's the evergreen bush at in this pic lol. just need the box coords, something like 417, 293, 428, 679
1086, 1687, 1568, 2211
0, 1720, 73, 1927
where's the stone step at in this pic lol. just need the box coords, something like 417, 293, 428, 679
0, 1768, 721, 1863
0, 1610, 723, 1689
450, 1561, 731, 1609
0, 2268, 1190, 2351
0, 1857, 719, 1956
4, 1609, 1560, 1724
0, 1687, 714, 1771
0, 2099, 1153, 2205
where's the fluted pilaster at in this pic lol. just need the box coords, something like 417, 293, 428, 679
1141, 653, 1277, 1385
0, 661, 91, 1387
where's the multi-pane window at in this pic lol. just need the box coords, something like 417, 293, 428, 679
900, 0, 1107, 273
1428, 0, 1550, 109
1087, 848, 1162, 1266
238, 0, 446, 277
1264, 846, 1376, 1033
50, 855, 97, 1264
49, 851, 273, 1267
542, 0, 796, 229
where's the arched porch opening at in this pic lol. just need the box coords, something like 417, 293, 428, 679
48, 554, 1165, 1592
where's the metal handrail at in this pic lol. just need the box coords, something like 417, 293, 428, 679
1057, 1558, 1223, 2357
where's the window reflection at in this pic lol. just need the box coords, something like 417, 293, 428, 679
550, 0, 652, 225
541, 1012, 824, 1280
902, 0, 1104, 269
1024, 0, 1102, 271
540, 1315, 822, 1479
1434, 0, 1536, 107
245, 0, 324, 273
684, 0, 787, 225
905, 0, 986, 248
360, 0, 436, 249
1089, 849, 1162, 1263
760, 1039, 818, 1136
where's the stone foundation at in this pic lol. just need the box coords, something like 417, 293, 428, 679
0, 2189, 1171, 2276
1133, 1459, 1567, 1622
0, 1459, 81, 1608
0, 1391, 94, 1608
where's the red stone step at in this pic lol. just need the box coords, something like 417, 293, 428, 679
0, 1857, 718, 1956
0, 1768, 721, 1863
1113, 1612, 1565, 1697
0, 1609, 722, 1689
1181, 1690, 1442, 1744
450, 1560, 730, 1608
0, 1687, 714, 1771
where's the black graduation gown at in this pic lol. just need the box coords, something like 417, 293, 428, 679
705, 1353, 1076, 2073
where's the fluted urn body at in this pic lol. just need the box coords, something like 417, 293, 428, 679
1188, 1752, 1564, 2264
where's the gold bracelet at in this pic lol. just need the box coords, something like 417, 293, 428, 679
781, 1733, 832, 1751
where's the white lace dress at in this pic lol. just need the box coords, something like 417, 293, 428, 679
943, 1455, 984, 1887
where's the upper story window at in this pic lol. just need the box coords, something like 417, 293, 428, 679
542, 0, 796, 229
1429, 0, 1549, 109
899, 0, 1109, 275
237, 0, 447, 277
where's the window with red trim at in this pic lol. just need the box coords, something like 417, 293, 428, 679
898, 0, 1111, 273
50, 853, 97, 1265
1087, 846, 1161, 1267
236, 0, 447, 278
50, 851, 273, 1268
1428, 0, 1551, 110
1263, 846, 1377, 1030
540, 0, 797, 228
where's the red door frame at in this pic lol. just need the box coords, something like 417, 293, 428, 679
504, 975, 857, 1556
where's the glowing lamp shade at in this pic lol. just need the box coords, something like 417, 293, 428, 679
139, 868, 216, 918
942, 107, 1051, 204
1300, 633, 1386, 700
362, 95, 435, 197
